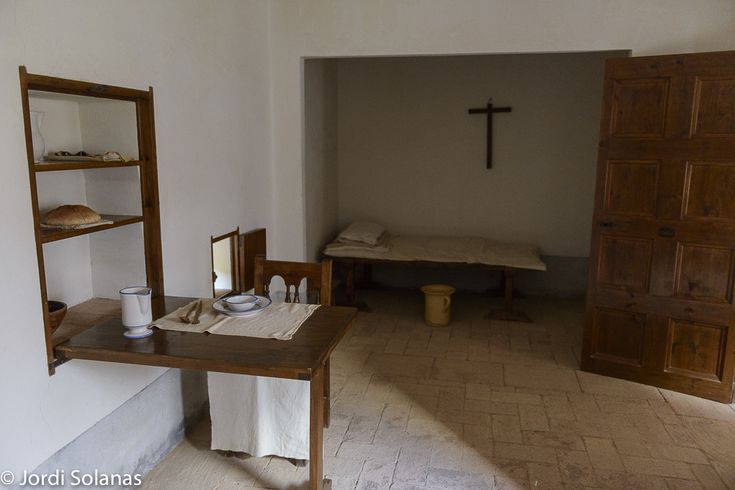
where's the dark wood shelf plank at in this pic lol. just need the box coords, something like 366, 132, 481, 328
41, 214, 143, 244
52, 298, 122, 347
34, 160, 143, 172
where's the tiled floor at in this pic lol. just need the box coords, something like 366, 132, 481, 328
142, 290, 735, 489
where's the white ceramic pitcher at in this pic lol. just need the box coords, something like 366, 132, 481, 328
120, 286, 153, 338
30, 111, 45, 162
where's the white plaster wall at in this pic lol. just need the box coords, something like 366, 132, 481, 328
336, 52, 618, 257
0, 0, 272, 475
30, 96, 94, 306
78, 99, 139, 158
78, 100, 145, 298
269, 0, 735, 261
303, 59, 339, 261
84, 166, 146, 299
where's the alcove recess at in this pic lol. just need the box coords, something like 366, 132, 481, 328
19, 67, 164, 374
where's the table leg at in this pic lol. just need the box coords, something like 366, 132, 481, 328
323, 358, 330, 428
310, 365, 325, 490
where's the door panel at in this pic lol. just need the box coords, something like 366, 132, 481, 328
674, 243, 733, 302
597, 235, 652, 291
665, 319, 727, 382
692, 77, 735, 137
611, 78, 670, 137
604, 160, 659, 216
583, 51, 735, 403
590, 308, 646, 368
683, 162, 735, 219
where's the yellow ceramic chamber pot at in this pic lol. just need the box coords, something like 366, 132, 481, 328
420, 284, 456, 326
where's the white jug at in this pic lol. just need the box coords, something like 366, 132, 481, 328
120, 286, 152, 328
30, 111, 45, 162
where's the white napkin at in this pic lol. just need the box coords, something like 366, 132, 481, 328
152, 298, 319, 340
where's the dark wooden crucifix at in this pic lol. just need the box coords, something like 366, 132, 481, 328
468, 98, 512, 169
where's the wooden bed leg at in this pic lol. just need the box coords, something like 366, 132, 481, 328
504, 268, 514, 312
363, 263, 373, 286
487, 267, 531, 322
345, 259, 355, 306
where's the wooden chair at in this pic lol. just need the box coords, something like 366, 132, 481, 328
254, 255, 333, 306
253, 255, 334, 428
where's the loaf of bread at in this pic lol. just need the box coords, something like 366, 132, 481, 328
43, 205, 101, 226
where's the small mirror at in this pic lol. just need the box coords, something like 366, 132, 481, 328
211, 228, 239, 298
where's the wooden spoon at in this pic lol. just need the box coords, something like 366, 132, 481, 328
179, 301, 198, 323
191, 300, 204, 325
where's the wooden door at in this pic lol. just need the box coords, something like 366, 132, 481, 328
582, 51, 735, 403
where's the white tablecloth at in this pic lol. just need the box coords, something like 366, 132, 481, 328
208, 373, 310, 459
153, 299, 318, 340
207, 293, 312, 459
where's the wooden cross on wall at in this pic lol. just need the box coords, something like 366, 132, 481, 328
468, 98, 512, 169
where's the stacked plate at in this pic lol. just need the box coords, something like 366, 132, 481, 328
213, 295, 272, 317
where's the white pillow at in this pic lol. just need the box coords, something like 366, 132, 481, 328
337, 221, 386, 246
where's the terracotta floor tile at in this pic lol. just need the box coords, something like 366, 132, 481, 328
431, 358, 504, 385
583, 437, 624, 471
556, 449, 598, 486
577, 371, 663, 400
523, 431, 585, 451
494, 442, 557, 464
504, 365, 581, 393
492, 414, 523, 443
620, 455, 695, 480
661, 390, 735, 422
518, 404, 549, 432
527, 462, 562, 487
689, 463, 728, 490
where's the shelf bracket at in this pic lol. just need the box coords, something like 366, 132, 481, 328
49, 354, 70, 371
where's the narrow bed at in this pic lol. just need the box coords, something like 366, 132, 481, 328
323, 222, 547, 321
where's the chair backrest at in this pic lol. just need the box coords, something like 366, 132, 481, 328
254, 255, 333, 306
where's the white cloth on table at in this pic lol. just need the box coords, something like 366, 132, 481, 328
207, 294, 314, 459
152, 298, 318, 340
208, 372, 310, 459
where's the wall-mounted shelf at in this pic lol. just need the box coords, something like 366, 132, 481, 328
34, 160, 144, 172
40, 215, 144, 243
20, 66, 164, 374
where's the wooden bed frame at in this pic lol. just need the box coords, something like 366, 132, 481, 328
328, 256, 533, 322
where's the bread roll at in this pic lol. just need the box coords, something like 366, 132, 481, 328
43, 205, 101, 226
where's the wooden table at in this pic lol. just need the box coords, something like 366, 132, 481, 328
55, 296, 357, 490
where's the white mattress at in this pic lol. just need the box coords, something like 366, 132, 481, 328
324, 234, 547, 272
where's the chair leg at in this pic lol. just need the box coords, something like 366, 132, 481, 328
323, 358, 330, 428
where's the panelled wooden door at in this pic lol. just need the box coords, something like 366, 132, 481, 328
582, 51, 735, 403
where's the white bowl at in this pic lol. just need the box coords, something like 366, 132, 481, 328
224, 294, 259, 312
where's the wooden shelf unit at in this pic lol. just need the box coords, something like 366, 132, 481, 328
19, 66, 164, 373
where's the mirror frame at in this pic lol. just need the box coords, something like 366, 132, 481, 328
210, 227, 240, 298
